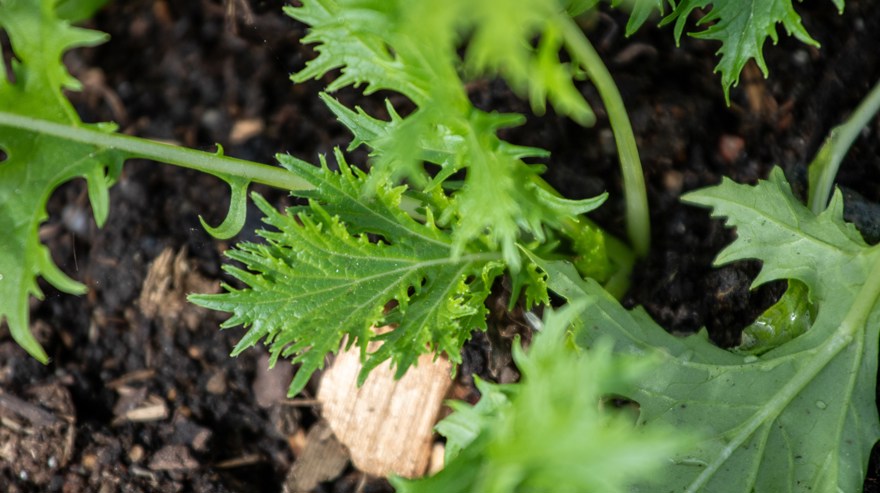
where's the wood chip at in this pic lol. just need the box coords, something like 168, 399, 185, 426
283, 421, 349, 493
112, 391, 168, 424
124, 399, 169, 422
105, 369, 156, 389
0, 391, 59, 427
214, 453, 265, 469
317, 330, 453, 478
148, 445, 198, 471
230, 118, 265, 144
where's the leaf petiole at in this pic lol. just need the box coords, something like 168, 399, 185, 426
558, 13, 650, 257
0, 111, 308, 189
808, 78, 880, 214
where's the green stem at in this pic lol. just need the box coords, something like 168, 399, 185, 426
0, 111, 311, 191
0, 112, 428, 219
808, 78, 880, 214
559, 15, 650, 257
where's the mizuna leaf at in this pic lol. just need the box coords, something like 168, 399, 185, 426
320, 93, 609, 271
190, 153, 550, 396
0, 0, 312, 364
538, 168, 880, 492
0, 0, 123, 362
393, 302, 688, 493
663, 0, 845, 100
287, 0, 613, 268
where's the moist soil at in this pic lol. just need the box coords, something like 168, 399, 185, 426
2, 1, 880, 492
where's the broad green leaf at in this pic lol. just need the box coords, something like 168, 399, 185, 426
539, 168, 880, 492
393, 303, 688, 493
663, 0, 845, 100
0, 0, 123, 362
190, 153, 551, 396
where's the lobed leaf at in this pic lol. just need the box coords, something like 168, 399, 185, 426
663, 0, 845, 100
287, 0, 615, 268
190, 153, 551, 396
536, 168, 880, 492
0, 0, 123, 362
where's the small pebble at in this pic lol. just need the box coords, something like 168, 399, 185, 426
718, 134, 745, 164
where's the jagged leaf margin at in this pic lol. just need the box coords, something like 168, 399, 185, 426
663, 0, 845, 99
286, 0, 615, 268
0, 0, 121, 362
536, 168, 880, 492
190, 152, 551, 395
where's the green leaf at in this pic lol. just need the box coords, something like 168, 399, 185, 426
55, 0, 109, 22
0, 1, 290, 363
393, 302, 688, 493
663, 0, 844, 100
190, 153, 550, 396
538, 167, 880, 492
0, 0, 123, 362
735, 280, 814, 355
288, 0, 614, 268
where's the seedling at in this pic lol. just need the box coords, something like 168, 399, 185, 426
2, 0, 876, 492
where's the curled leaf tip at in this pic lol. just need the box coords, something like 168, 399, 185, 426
200, 177, 249, 240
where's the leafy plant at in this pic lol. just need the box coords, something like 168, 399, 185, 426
0, 0, 309, 363
393, 302, 690, 493
2, 0, 878, 492
528, 168, 880, 492
662, 0, 846, 99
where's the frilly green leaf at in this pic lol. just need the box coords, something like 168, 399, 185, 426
190, 154, 550, 396
394, 302, 689, 493
661, 0, 843, 101
536, 168, 880, 492
288, 0, 619, 268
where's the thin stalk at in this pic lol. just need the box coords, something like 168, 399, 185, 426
558, 15, 650, 258
0, 111, 311, 190
808, 78, 880, 214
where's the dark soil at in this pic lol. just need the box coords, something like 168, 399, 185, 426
1, 0, 880, 492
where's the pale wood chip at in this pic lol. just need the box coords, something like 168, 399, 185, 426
214, 453, 265, 469
317, 330, 453, 478
124, 399, 169, 422
148, 444, 199, 471
230, 118, 265, 144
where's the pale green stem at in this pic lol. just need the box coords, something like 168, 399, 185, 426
808, 79, 880, 214
0, 111, 424, 216
559, 15, 650, 257
0, 111, 311, 190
